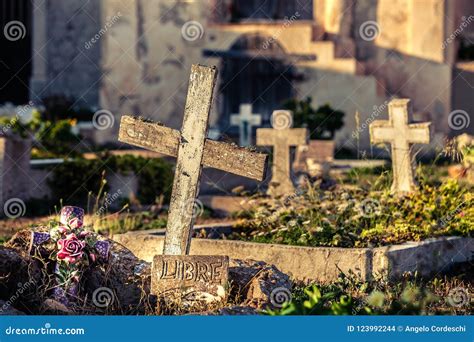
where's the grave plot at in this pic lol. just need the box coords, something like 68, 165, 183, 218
0, 65, 292, 316
0, 65, 472, 316
115, 98, 473, 296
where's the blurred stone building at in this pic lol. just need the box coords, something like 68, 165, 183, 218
2, 0, 473, 150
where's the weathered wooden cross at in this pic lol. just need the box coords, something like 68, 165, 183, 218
230, 103, 262, 146
369, 99, 432, 193
257, 110, 308, 197
118, 64, 267, 302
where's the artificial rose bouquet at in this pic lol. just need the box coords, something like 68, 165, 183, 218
30, 206, 110, 307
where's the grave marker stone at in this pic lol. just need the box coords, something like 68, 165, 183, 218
151, 255, 229, 303
257, 110, 308, 196
369, 99, 432, 193
293, 140, 335, 178
118, 64, 267, 302
230, 103, 262, 146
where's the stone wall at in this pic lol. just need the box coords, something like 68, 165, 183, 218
30, 0, 102, 107
30, 0, 474, 150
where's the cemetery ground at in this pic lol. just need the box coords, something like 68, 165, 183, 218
0, 161, 472, 316
0, 66, 472, 317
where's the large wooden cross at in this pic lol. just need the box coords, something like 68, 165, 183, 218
118, 65, 267, 256
230, 103, 262, 146
257, 110, 308, 197
369, 99, 432, 193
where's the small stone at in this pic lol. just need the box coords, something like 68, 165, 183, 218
229, 259, 292, 309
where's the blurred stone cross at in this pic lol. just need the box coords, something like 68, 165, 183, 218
369, 99, 432, 193
230, 103, 262, 146
118, 64, 267, 304
257, 110, 308, 197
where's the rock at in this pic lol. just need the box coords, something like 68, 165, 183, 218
2, 230, 293, 315
229, 259, 292, 309
0, 300, 25, 315
202, 305, 259, 315
4, 230, 152, 314
215, 306, 259, 315
83, 240, 152, 314
41, 299, 73, 315
4, 230, 33, 254
0, 245, 42, 308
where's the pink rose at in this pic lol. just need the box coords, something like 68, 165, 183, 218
68, 217, 83, 229
57, 233, 86, 264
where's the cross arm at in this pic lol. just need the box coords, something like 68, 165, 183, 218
118, 116, 268, 181
369, 121, 396, 144
407, 122, 432, 144
257, 128, 308, 146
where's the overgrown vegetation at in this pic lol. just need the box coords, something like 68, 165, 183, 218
284, 97, 345, 139
229, 169, 473, 248
266, 262, 473, 315
48, 155, 173, 206
0, 106, 81, 158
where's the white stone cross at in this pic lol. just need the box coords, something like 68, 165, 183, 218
369, 99, 432, 193
119, 64, 267, 255
230, 103, 262, 146
257, 110, 308, 197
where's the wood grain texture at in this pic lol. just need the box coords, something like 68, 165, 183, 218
164, 64, 217, 255
119, 116, 267, 181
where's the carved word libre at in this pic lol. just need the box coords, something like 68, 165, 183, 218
158, 258, 225, 283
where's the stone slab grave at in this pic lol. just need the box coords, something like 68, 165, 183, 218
118, 64, 269, 306
230, 103, 262, 146
257, 110, 308, 197
115, 233, 474, 283
115, 97, 471, 284
369, 98, 432, 193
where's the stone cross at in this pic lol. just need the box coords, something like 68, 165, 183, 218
257, 110, 308, 197
118, 64, 267, 303
230, 103, 262, 146
369, 99, 432, 193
